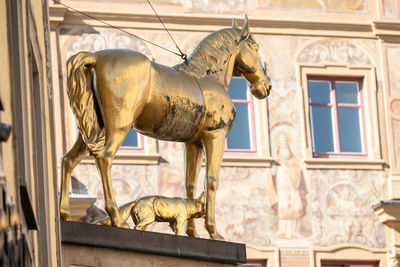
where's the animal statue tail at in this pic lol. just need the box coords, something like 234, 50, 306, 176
93, 201, 137, 226
67, 52, 105, 158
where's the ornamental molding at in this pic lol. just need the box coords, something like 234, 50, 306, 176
297, 39, 371, 65
66, 29, 153, 60
49, 4, 392, 39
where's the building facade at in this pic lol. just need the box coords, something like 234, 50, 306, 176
1, 0, 60, 266
49, 0, 400, 266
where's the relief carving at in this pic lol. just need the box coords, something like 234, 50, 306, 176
309, 170, 385, 247
268, 132, 308, 239
66, 30, 152, 61
298, 39, 370, 65
171, 0, 246, 13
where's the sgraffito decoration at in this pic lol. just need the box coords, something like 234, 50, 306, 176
298, 39, 371, 65
66, 30, 153, 61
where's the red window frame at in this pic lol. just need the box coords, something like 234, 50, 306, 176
244, 259, 267, 267
321, 260, 379, 267
307, 76, 367, 159
225, 77, 257, 155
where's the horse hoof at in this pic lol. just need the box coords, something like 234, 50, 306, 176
116, 221, 130, 229
186, 227, 199, 238
60, 209, 71, 221
211, 233, 224, 241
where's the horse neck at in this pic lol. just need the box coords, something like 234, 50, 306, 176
210, 53, 237, 90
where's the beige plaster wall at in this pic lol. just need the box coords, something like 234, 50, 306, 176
49, 0, 400, 266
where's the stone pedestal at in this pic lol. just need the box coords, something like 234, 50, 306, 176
61, 221, 246, 267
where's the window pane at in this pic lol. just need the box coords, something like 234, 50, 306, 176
308, 80, 331, 104
228, 103, 251, 149
336, 81, 359, 104
338, 107, 362, 153
310, 106, 334, 152
228, 78, 248, 100
121, 129, 139, 147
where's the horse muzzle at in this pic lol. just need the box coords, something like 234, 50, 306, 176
250, 80, 271, 99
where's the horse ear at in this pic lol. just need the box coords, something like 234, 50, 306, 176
241, 14, 250, 39
232, 18, 239, 29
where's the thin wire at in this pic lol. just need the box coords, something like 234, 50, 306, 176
145, 0, 187, 60
52, 0, 183, 58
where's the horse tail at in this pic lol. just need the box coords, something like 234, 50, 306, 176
93, 201, 137, 226
67, 52, 105, 159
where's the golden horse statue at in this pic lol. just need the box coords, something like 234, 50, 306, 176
60, 15, 271, 240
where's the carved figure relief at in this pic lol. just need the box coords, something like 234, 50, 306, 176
309, 170, 385, 247
268, 132, 307, 239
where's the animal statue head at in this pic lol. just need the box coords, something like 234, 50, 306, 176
232, 15, 272, 99
193, 192, 206, 218
178, 14, 272, 99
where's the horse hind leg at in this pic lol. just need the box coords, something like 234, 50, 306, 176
184, 142, 203, 237
60, 133, 88, 220
95, 127, 131, 228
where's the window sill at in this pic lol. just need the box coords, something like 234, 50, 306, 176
304, 158, 385, 170
221, 156, 273, 167
81, 153, 161, 165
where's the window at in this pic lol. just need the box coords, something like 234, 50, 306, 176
298, 64, 383, 169
226, 77, 256, 152
81, 128, 160, 165
240, 260, 266, 267
308, 77, 366, 158
120, 129, 142, 150
219, 77, 273, 167
321, 261, 378, 267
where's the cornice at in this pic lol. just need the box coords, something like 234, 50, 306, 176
372, 20, 400, 42
49, 4, 400, 40
49, 5, 68, 26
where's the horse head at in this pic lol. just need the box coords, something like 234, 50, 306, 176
233, 15, 272, 99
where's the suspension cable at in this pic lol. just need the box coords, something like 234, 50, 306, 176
52, 0, 185, 59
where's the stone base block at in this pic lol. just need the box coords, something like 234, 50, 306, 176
61, 221, 246, 267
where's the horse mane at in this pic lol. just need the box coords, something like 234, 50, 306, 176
174, 28, 242, 79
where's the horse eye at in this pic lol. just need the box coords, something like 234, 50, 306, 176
253, 43, 259, 51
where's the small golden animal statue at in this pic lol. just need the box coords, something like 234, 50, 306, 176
60, 14, 271, 240
94, 193, 205, 236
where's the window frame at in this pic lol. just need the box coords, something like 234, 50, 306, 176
297, 63, 384, 169
244, 259, 267, 267
321, 260, 379, 267
310, 244, 386, 267
225, 77, 257, 155
307, 76, 368, 158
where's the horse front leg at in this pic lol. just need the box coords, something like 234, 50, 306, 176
184, 142, 203, 237
60, 133, 88, 220
202, 130, 225, 241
